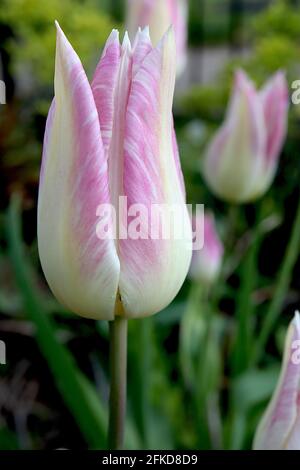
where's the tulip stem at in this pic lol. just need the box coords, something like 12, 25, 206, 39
232, 204, 263, 375
108, 316, 128, 450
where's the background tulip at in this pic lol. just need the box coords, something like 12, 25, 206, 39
37, 24, 192, 322
189, 212, 223, 285
253, 312, 300, 450
126, 0, 188, 75
203, 69, 289, 203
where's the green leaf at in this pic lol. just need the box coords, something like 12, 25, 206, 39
232, 366, 279, 413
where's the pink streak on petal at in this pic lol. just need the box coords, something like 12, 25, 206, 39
259, 71, 289, 167
122, 43, 163, 265
189, 212, 223, 283
38, 24, 120, 320
118, 29, 191, 318
107, 32, 133, 212
132, 26, 153, 75
172, 124, 186, 197
91, 30, 121, 154
56, 24, 118, 283
203, 213, 224, 262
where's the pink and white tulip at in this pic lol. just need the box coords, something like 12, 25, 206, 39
203, 69, 289, 203
126, 0, 188, 76
189, 212, 223, 285
37, 24, 192, 321
253, 312, 300, 450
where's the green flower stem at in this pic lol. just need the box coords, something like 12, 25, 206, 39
108, 316, 128, 450
232, 206, 263, 375
131, 318, 152, 448
253, 196, 300, 365
179, 281, 203, 386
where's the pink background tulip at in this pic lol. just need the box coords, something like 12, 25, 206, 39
126, 0, 188, 75
253, 312, 300, 450
37, 24, 192, 321
203, 69, 289, 203
189, 212, 223, 285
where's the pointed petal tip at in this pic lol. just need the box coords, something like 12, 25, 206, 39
234, 69, 258, 100
267, 70, 288, 90
55, 20, 64, 38
54, 20, 66, 41
164, 25, 175, 41
235, 68, 252, 87
132, 24, 152, 52
102, 29, 120, 55
274, 69, 287, 80
108, 29, 120, 43
122, 30, 131, 50
142, 25, 150, 39
54, 20, 81, 69
273, 71, 289, 96
139, 25, 151, 43
156, 25, 176, 55
293, 310, 300, 333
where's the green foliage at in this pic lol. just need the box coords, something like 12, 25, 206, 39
188, 0, 271, 46
180, 85, 228, 123
0, 0, 115, 85
248, 35, 298, 81
254, 0, 300, 39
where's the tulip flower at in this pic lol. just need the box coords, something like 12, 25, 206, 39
253, 312, 300, 450
189, 212, 223, 285
203, 69, 289, 203
37, 24, 192, 322
126, 0, 188, 75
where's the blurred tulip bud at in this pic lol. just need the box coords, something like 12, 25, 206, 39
189, 212, 223, 285
203, 69, 289, 203
38, 24, 192, 321
126, 0, 188, 75
253, 312, 300, 450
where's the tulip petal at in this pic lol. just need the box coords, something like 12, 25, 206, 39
106, 32, 133, 212
92, 29, 121, 154
118, 28, 192, 318
260, 71, 289, 166
38, 23, 120, 320
253, 313, 300, 449
132, 26, 152, 74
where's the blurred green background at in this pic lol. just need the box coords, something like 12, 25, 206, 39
0, 0, 300, 450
